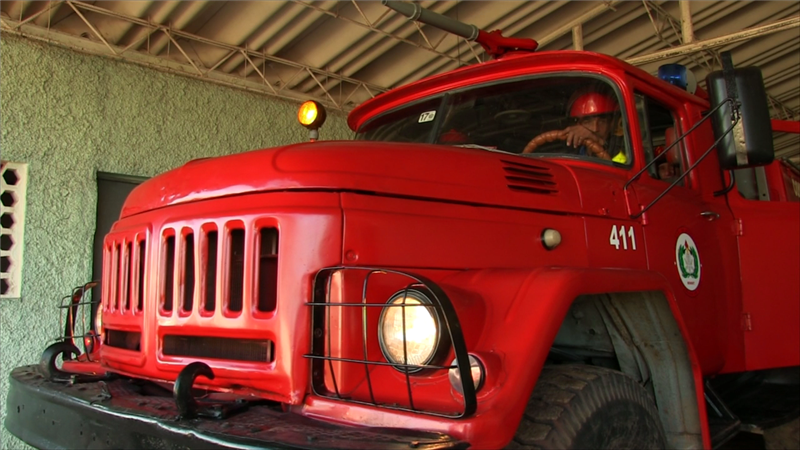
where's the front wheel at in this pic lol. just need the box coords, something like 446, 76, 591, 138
508, 364, 667, 449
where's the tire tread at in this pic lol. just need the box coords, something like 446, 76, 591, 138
510, 365, 665, 449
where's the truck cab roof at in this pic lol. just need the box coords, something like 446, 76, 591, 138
348, 51, 709, 131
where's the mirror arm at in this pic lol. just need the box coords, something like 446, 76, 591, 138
714, 170, 736, 197
624, 98, 735, 194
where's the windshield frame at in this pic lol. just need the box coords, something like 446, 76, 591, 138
355, 72, 634, 168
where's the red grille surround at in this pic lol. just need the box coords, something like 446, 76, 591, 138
99, 191, 343, 404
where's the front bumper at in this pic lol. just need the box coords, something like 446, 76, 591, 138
5, 366, 467, 450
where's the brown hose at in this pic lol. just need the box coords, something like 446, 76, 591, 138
522, 130, 611, 160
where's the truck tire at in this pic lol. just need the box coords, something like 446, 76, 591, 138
508, 364, 667, 449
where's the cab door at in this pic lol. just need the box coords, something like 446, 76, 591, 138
627, 87, 736, 375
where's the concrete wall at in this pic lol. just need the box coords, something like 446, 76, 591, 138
0, 35, 351, 449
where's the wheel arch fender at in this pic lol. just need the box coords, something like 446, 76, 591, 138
440, 266, 709, 449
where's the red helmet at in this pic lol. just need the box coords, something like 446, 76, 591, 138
569, 92, 618, 118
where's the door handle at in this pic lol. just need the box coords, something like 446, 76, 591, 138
700, 211, 720, 221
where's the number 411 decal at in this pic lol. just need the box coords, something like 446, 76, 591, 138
609, 225, 637, 251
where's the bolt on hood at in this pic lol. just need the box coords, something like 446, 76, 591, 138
121, 141, 583, 219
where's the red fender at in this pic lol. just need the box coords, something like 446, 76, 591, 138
299, 267, 710, 449
438, 266, 711, 449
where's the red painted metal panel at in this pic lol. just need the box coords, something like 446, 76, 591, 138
727, 192, 800, 371
121, 144, 585, 219
102, 191, 342, 404
771, 119, 800, 134
296, 267, 708, 450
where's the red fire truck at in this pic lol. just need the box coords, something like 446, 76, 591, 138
6, 3, 799, 449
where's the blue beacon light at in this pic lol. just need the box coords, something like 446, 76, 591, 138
658, 63, 689, 90
658, 63, 697, 94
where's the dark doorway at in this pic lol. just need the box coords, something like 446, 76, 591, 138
92, 172, 148, 284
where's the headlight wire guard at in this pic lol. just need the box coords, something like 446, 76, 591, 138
305, 266, 477, 419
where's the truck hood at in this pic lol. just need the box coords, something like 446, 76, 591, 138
121, 141, 585, 218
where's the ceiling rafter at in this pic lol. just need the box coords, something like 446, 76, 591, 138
284, 1, 479, 93
228, 1, 340, 76
626, 15, 800, 65
0, 1, 388, 110
640, 0, 718, 73
0, 0, 796, 123
291, 0, 478, 66
537, 0, 621, 48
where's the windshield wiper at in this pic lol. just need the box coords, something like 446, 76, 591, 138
453, 144, 507, 153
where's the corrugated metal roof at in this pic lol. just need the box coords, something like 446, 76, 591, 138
2, 1, 798, 158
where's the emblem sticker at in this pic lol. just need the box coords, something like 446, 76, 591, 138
418, 111, 436, 123
675, 233, 701, 291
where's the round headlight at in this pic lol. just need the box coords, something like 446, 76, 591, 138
378, 289, 440, 372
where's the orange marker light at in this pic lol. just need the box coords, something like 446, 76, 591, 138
298, 101, 318, 127
297, 100, 327, 131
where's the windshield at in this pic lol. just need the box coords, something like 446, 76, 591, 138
356, 75, 630, 164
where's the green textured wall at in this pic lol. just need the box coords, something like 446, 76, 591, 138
0, 35, 351, 449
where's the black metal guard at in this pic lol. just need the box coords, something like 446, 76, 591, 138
56, 281, 100, 360
305, 267, 477, 419
623, 97, 739, 219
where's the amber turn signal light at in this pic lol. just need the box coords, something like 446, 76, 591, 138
298, 100, 327, 130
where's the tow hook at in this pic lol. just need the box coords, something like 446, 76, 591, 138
39, 342, 114, 384
40, 342, 81, 381
173, 362, 250, 420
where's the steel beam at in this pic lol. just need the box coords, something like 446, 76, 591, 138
627, 16, 800, 65
291, 0, 470, 65
679, 1, 694, 44
573, 25, 584, 51
538, 1, 621, 48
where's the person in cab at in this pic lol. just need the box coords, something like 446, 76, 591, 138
523, 88, 628, 164
561, 91, 627, 164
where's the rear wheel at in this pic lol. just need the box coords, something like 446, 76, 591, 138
508, 364, 666, 449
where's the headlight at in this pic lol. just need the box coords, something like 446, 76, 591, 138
378, 289, 440, 372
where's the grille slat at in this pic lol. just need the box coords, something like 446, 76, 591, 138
183, 232, 195, 313
162, 235, 176, 312
257, 228, 279, 313
137, 239, 145, 312
204, 230, 218, 313
105, 233, 146, 314
228, 229, 245, 313
124, 242, 132, 311
163, 335, 274, 363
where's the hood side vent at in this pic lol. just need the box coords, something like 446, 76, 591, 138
501, 160, 558, 195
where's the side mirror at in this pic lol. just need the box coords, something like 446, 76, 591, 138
706, 67, 774, 170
